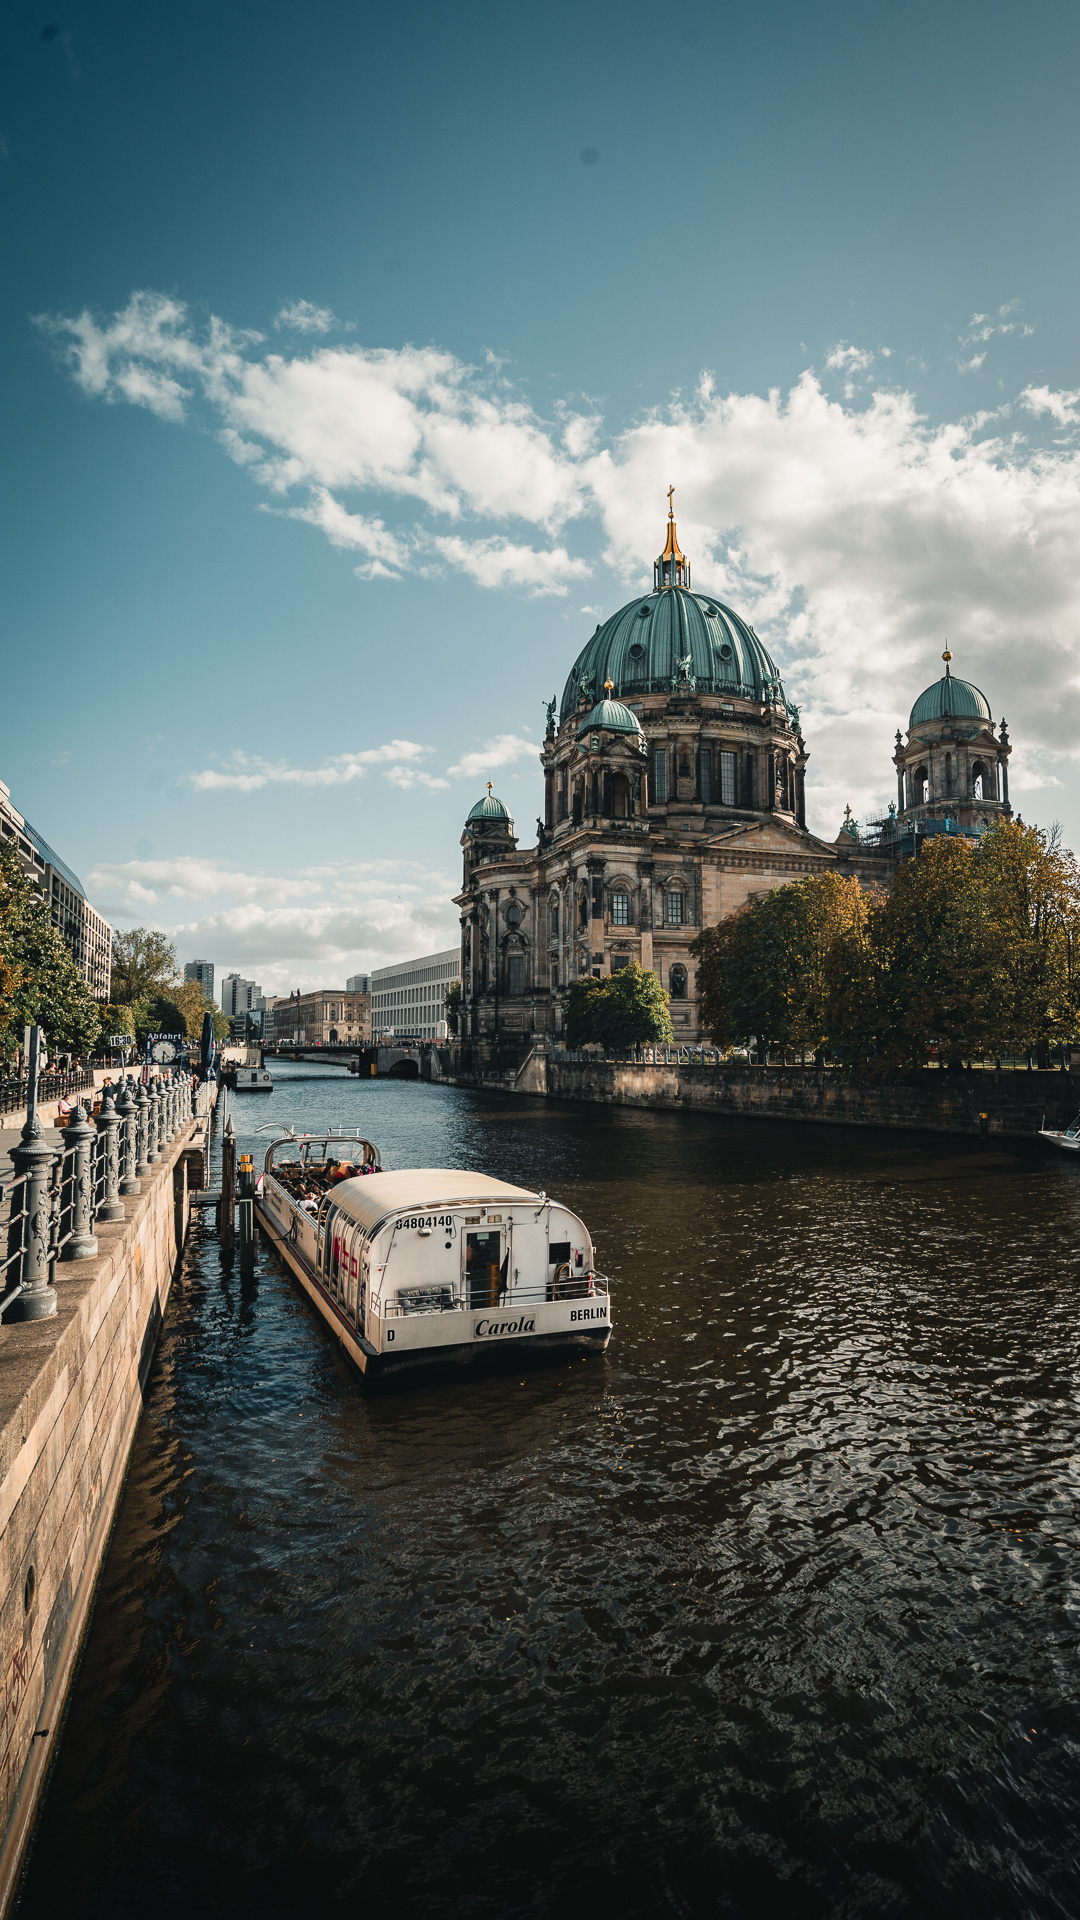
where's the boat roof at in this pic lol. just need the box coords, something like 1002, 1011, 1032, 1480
328, 1168, 544, 1232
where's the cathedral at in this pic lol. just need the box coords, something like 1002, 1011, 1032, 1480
454, 498, 1014, 1042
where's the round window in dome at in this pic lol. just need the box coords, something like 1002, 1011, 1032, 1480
628, 642, 645, 660
705, 605, 717, 617
638, 605, 651, 619
719, 643, 733, 660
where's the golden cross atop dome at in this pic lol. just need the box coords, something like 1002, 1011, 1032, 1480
604, 677, 615, 695
942, 643, 953, 675
486, 780, 493, 793
655, 484, 690, 587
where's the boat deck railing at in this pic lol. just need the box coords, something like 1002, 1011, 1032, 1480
383, 1274, 610, 1318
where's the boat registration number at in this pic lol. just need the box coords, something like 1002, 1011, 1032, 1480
400, 1214, 458, 1230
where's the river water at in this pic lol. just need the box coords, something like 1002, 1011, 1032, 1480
16, 1064, 1080, 1919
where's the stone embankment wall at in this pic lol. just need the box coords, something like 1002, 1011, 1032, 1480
0, 1116, 208, 1915
446, 1049, 1079, 1137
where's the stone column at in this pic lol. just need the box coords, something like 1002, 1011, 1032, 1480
8, 1031, 58, 1319
61, 1104, 98, 1260
95, 1083, 125, 1222
135, 1078, 151, 1176
116, 1083, 141, 1195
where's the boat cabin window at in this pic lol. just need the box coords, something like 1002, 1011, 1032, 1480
465, 1230, 503, 1309
548, 1240, 572, 1264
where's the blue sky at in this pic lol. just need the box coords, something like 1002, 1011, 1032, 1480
5, 0, 1080, 992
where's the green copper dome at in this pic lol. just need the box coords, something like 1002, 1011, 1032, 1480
466, 790, 511, 822
909, 670, 992, 728
577, 696, 644, 739
560, 585, 785, 721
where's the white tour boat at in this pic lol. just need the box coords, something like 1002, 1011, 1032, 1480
254, 1131, 612, 1380
1039, 1114, 1080, 1154
232, 1064, 274, 1092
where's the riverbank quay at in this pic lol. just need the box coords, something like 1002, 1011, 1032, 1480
437, 1043, 1080, 1137
0, 1096, 212, 1917
0, 1069, 119, 1135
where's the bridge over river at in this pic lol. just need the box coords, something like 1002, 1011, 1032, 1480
268, 1042, 432, 1079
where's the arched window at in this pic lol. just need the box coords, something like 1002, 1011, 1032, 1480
549, 897, 559, 939
506, 953, 525, 995
972, 759, 992, 801
945, 752, 953, 795
914, 764, 929, 805
669, 963, 688, 998
611, 890, 629, 926
612, 773, 630, 818
665, 891, 684, 927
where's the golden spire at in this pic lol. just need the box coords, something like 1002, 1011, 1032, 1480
604, 677, 615, 695
662, 484, 685, 564
486, 780, 493, 793
942, 643, 952, 678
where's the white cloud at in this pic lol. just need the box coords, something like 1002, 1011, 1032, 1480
41, 288, 1080, 837
187, 742, 432, 791
430, 534, 589, 595
275, 300, 337, 334
386, 765, 451, 791
90, 854, 460, 995
825, 344, 874, 375
86, 854, 324, 908
1020, 385, 1080, 427
446, 733, 537, 781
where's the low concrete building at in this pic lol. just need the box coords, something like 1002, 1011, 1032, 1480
0, 777, 111, 1000
370, 949, 459, 1041
269, 990, 370, 1046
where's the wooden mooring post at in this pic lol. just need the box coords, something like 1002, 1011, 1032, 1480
220, 1116, 236, 1251
237, 1153, 255, 1271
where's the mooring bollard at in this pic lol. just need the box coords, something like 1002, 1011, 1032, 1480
237, 1152, 255, 1270
61, 1104, 98, 1260
116, 1082, 141, 1196
220, 1117, 236, 1251
95, 1084, 125, 1222
9, 1027, 58, 1319
134, 1078, 151, 1177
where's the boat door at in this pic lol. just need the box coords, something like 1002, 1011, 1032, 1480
465, 1228, 502, 1309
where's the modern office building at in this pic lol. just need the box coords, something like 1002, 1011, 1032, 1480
184, 959, 215, 999
220, 972, 264, 1016
345, 972, 371, 994
0, 775, 112, 1000
370, 948, 458, 1041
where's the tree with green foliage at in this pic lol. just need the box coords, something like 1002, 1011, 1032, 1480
692, 820, 1080, 1072
973, 818, 1080, 1065
692, 872, 875, 1060
110, 928, 178, 1008
174, 975, 229, 1044
0, 836, 102, 1059
563, 961, 674, 1048
135, 994, 188, 1051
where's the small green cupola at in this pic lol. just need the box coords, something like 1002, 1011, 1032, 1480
466, 783, 512, 824
577, 680, 645, 741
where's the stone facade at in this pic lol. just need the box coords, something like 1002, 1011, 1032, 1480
454, 510, 888, 1043
268, 990, 370, 1046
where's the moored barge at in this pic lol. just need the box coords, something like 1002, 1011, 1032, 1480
254, 1132, 612, 1379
